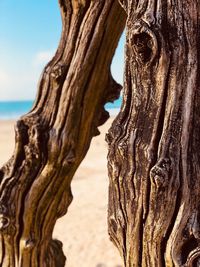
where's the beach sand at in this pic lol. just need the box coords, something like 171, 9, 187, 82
0, 118, 123, 267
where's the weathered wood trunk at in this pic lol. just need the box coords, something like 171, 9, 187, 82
0, 1, 125, 266
107, 0, 200, 266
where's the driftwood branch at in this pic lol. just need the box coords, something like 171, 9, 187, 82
107, 0, 200, 266
0, 1, 126, 266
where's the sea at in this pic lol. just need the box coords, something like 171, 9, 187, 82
0, 98, 122, 120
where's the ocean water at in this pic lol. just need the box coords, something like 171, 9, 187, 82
0, 98, 122, 120
0, 101, 34, 120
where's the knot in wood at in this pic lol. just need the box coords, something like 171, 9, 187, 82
0, 214, 10, 231
0, 204, 11, 231
150, 158, 171, 188
185, 246, 200, 267
51, 62, 65, 81
128, 20, 158, 65
29, 123, 43, 140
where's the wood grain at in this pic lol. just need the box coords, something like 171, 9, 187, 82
0, 1, 125, 266
107, 0, 200, 266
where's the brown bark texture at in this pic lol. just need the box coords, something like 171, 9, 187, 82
107, 0, 200, 266
0, 1, 125, 266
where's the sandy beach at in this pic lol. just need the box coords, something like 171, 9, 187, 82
0, 118, 123, 267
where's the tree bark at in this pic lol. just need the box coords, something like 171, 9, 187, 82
107, 0, 200, 266
0, 1, 125, 266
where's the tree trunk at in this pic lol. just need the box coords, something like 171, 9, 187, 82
0, 1, 125, 266
107, 0, 200, 266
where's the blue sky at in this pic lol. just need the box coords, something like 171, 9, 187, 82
0, 0, 125, 101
